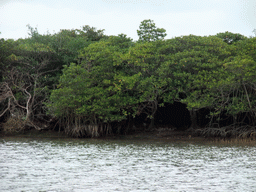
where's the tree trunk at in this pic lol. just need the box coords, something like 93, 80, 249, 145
148, 117, 155, 130
190, 109, 198, 129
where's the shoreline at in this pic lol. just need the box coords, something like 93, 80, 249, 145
1, 126, 256, 145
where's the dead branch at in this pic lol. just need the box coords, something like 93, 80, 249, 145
0, 98, 11, 117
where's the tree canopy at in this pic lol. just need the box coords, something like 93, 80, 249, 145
137, 19, 167, 42
1, 21, 255, 138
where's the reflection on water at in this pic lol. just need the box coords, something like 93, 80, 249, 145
0, 137, 256, 191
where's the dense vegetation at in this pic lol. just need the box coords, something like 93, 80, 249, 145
1, 20, 256, 138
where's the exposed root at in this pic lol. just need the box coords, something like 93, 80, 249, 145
2, 118, 27, 133
2, 117, 47, 134
194, 125, 256, 139
64, 123, 113, 138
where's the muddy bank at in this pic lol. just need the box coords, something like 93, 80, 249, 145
0, 129, 68, 138
1, 126, 256, 144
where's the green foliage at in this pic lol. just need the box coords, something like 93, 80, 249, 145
81, 25, 105, 41
101, 34, 134, 51
3, 23, 256, 136
48, 32, 256, 132
177, 35, 256, 125
122, 41, 167, 103
0, 25, 104, 123
48, 41, 138, 126
157, 35, 231, 104
216, 31, 247, 44
0, 39, 18, 81
24, 25, 105, 66
137, 19, 167, 42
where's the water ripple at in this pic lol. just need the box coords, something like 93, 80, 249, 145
0, 138, 256, 191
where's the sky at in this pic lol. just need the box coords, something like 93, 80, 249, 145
0, 0, 256, 41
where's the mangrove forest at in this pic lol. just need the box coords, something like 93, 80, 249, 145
1, 20, 256, 138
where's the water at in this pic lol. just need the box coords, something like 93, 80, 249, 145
0, 137, 256, 192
